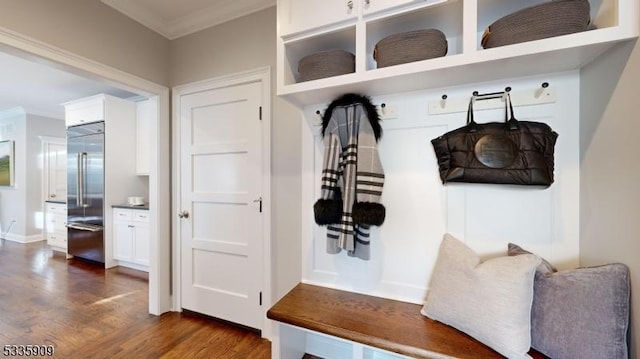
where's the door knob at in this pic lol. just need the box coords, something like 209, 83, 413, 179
178, 210, 189, 219
347, 0, 354, 10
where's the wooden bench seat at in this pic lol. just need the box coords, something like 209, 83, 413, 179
267, 283, 547, 359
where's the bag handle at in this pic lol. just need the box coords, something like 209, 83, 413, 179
466, 93, 519, 132
506, 93, 519, 130
466, 96, 476, 129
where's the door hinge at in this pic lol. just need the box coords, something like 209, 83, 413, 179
259, 106, 262, 121
259, 291, 262, 306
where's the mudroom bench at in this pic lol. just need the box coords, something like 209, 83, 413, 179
267, 283, 546, 359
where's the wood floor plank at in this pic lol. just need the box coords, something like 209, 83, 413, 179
0, 240, 271, 358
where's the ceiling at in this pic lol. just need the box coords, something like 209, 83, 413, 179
101, 0, 276, 39
0, 51, 138, 120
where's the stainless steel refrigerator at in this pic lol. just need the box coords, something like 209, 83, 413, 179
67, 121, 105, 264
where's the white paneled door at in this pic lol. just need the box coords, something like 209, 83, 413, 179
179, 81, 263, 330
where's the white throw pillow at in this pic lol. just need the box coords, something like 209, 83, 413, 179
421, 234, 540, 359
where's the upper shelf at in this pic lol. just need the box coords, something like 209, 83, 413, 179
276, 0, 639, 107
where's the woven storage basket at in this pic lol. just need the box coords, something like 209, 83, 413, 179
374, 29, 448, 68
481, 0, 591, 49
298, 49, 355, 82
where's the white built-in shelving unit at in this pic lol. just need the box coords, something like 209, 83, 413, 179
277, 0, 639, 106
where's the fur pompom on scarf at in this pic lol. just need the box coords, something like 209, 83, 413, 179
313, 93, 386, 260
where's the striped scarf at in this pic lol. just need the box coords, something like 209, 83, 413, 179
314, 94, 385, 260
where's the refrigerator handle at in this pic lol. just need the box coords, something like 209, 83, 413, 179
81, 152, 89, 208
67, 223, 103, 232
76, 153, 82, 207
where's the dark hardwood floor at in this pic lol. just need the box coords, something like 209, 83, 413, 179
0, 240, 270, 358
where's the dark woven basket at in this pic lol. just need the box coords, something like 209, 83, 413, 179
481, 0, 591, 49
374, 29, 448, 68
298, 49, 355, 82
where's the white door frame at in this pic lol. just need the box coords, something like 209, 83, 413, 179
0, 26, 172, 315
39, 135, 66, 204
172, 67, 272, 338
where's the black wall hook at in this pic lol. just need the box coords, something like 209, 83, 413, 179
472, 86, 512, 101
317, 102, 388, 116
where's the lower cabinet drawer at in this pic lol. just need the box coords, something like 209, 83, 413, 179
46, 203, 67, 215
114, 208, 134, 221
47, 232, 67, 248
133, 211, 149, 223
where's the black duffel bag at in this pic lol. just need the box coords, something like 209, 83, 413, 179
431, 94, 558, 186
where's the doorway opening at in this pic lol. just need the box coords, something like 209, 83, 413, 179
0, 29, 171, 315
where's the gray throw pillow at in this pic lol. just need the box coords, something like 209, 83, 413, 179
508, 243, 557, 274
508, 244, 630, 359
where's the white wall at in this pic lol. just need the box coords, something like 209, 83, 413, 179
302, 72, 581, 304
0, 109, 26, 240
580, 38, 640, 358
0, 109, 65, 241
0, 0, 170, 86
170, 7, 303, 301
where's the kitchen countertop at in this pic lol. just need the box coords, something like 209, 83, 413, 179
112, 204, 150, 210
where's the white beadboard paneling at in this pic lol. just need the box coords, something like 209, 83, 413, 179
375, 125, 447, 299
302, 71, 581, 303
457, 184, 554, 255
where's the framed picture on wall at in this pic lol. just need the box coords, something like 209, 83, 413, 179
0, 140, 14, 187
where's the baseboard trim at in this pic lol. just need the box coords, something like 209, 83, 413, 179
2, 233, 44, 243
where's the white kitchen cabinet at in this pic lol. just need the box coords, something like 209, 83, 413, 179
132, 214, 150, 265
45, 202, 67, 253
63, 93, 140, 128
278, 0, 436, 37
135, 98, 155, 176
63, 95, 105, 127
277, 0, 639, 105
113, 208, 149, 271
279, 0, 358, 38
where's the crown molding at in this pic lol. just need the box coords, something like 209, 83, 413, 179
167, 0, 276, 39
102, 0, 276, 40
101, 0, 170, 38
